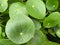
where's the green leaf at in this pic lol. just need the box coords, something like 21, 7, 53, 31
26, 30, 48, 45
46, 0, 59, 11
9, 2, 28, 18
26, 0, 46, 19
43, 12, 60, 28
58, 23, 60, 28
32, 19, 41, 30
48, 29, 56, 37
5, 15, 35, 44
0, 26, 2, 39
0, 0, 8, 12
42, 41, 60, 45
56, 29, 60, 38
0, 39, 20, 45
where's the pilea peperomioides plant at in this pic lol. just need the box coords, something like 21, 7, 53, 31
0, 0, 60, 45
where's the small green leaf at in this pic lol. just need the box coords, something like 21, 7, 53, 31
26, 30, 48, 45
0, 0, 8, 12
5, 15, 35, 44
46, 0, 59, 11
0, 39, 20, 45
9, 2, 28, 18
26, 0, 46, 19
32, 19, 41, 30
43, 12, 60, 28
48, 29, 56, 37
56, 29, 60, 38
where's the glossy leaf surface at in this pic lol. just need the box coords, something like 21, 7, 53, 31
5, 15, 35, 44
26, 30, 47, 45
0, 0, 8, 12
26, 0, 46, 19
9, 2, 28, 18
43, 12, 60, 28
46, 0, 58, 11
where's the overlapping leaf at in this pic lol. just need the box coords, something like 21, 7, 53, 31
9, 2, 28, 18
43, 12, 60, 28
0, 0, 8, 12
5, 15, 35, 44
26, 30, 48, 45
26, 0, 46, 19
46, 0, 58, 11
0, 39, 20, 45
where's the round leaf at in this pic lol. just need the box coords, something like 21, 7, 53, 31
26, 30, 47, 45
0, 0, 8, 12
43, 12, 60, 28
32, 19, 41, 30
9, 2, 28, 18
46, 0, 59, 11
26, 0, 46, 19
5, 15, 35, 44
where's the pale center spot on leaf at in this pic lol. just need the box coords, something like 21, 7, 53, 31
46, 23, 50, 28
0, 4, 3, 6
47, 23, 50, 26
53, 5, 55, 8
16, 9, 19, 11
32, 5, 35, 8
20, 32, 23, 36
1, 4, 3, 6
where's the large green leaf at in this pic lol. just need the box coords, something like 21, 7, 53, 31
9, 2, 28, 18
26, 0, 46, 19
42, 41, 60, 45
43, 12, 60, 28
0, 39, 20, 45
5, 15, 35, 44
26, 30, 48, 45
0, 0, 8, 12
46, 0, 58, 11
